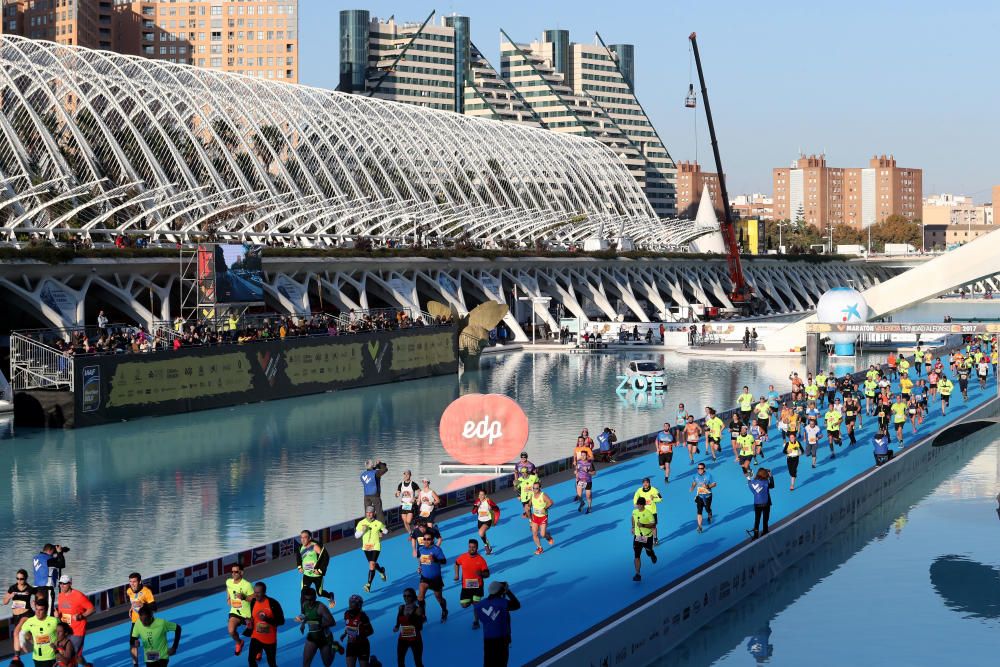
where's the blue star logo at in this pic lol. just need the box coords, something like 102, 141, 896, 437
841, 303, 862, 321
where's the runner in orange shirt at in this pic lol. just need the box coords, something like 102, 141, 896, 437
55, 575, 94, 666
683, 415, 703, 465
247, 582, 285, 667
453, 539, 490, 629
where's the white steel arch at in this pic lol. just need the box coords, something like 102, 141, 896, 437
0, 36, 706, 248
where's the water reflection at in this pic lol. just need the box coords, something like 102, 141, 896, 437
929, 555, 1000, 620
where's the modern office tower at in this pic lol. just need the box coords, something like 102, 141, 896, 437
3, 1, 299, 81
499, 29, 676, 217
773, 154, 921, 228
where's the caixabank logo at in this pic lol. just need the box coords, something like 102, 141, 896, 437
439, 393, 529, 465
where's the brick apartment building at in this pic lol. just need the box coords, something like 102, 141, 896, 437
675, 160, 723, 219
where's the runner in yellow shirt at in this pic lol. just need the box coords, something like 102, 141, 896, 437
225, 564, 254, 656
890, 395, 908, 446
355, 506, 390, 593
824, 405, 843, 458
126, 572, 156, 665
633, 478, 663, 544
704, 409, 725, 462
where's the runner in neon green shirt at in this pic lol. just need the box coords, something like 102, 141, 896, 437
890, 396, 907, 446
225, 565, 254, 655
20, 604, 58, 664
737, 387, 754, 422
355, 507, 389, 592
131, 605, 182, 664
824, 406, 843, 455
704, 408, 725, 461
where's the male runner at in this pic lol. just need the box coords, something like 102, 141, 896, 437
683, 415, 703, 464
528, 482, 555, 555
633, 478, 663, 543
815, 370, 827, 408
804, 417, 821, 469
957, 360, 971, 401
354, 507, 389, 593
690, 463, 716, 533
705, 408, 725, 462
395, 470, 420, 534
656, 422, 675, 484
409, 521, 442, 558
296, 531, 333, 607
472, 490, 500, 554
824, 402, 843, 458
454, 539, 490, 629
737, 386, 754, 424
295, 588, 342, 667
513, 452, 536, 478
515, 467, 539, 519
938, 375, 954, 415
247, 582, 285, 667
415, 534, 448, 621
126, 573, 155, 667
736, 425, 756, 478
20, 600, 59, 667
863, 376, 878, 416
56, 575, 94, 667
131, 605, 182, 666
574, 456, 597, 513
631, 497, 658, 581
843, 394, 862, 445
225, 564, 253, 656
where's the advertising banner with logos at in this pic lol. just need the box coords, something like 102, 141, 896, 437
70, 326, 458, 427
439, 393, 530, 464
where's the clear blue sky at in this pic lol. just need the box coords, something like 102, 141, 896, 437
299, 0, 999, 201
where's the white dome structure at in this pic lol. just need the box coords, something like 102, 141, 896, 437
816, 286, 870, 355
688, 184, 727, 254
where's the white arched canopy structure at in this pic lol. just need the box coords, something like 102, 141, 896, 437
0, 36, 709, 248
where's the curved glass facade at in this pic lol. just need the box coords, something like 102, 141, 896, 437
339, 9, 370, 93
0, 36, 706, 247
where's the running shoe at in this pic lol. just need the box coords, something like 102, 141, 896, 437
234, 639, 244, 656
380, 568, 387, 582
578, 499, 585, 512
707, 513, 713, 524
534, 547, 544, 555
363, 583, 371, 593
546, 536, 554, 546
485, 545, 493, 555
650, 552, 658, 564
585, 507, 591, 514
697, 526, 703, 533
441, 608, 449, 622
633, 574, 641, 581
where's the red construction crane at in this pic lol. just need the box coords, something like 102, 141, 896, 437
688, 32, 757, 310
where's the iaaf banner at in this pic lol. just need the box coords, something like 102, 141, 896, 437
71, 325, 459, 427
808, 322, 1000, 335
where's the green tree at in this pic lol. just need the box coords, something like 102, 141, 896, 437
869, 215, 922, 251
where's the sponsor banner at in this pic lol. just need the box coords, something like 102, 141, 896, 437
808, 322, 1000, 335
72, 326, 458, 427
38, 279, 78, 324
439, 393, 530, 465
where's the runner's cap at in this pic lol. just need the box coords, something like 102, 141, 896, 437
59, 575, 72, 584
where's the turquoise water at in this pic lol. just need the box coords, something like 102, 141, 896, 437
1, 349, 819, 598
654, 425, 1000, 666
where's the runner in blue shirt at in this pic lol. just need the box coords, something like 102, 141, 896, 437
415, 534, 448, 621
689, 464, 716, 533
766, 386, 780, 411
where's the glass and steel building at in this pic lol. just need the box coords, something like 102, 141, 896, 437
0, 36, 707, 248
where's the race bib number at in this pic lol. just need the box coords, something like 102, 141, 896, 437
464, 579, 480, 589
146, 651, 161, 661
532, 506, 546, 516
132, 600, 143, 612
35, 634, 50, 646
478, 510, 492, 521
61, 613, 73, 624
231, 599, 244, 608
400, 625, 416, 638
634, 535, 649, 543
364, 542, 377, 551
419, 554, 432, 564
419, 510, 432, 518
11, 600, 26, 610
401, 503, 412, 511
346, 627, 359, 639
255, 622, 270, 633
303, 563, 315, 571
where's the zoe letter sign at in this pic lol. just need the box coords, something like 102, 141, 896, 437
439, 393, 529, 465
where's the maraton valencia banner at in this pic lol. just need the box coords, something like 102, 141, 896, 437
72, 326, 458, 427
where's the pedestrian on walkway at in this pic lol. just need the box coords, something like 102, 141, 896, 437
748, 468, 775, 540
474, 581, 520, 667
360, 460, 389, 522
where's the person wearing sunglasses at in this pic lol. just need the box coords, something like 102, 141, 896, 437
4, 569, 34, 664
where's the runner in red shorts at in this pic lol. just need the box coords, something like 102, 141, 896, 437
527, 482, 554, 555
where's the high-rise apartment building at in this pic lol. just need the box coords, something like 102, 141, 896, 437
772, 154, 921, 228
3, 1, 298, 82
674, 161, 722, 219
337, 11, 676, 217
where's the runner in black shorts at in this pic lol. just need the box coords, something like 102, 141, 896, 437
341, 595, 374, 666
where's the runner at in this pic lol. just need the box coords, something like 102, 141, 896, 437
728, 411, 745, 461
579, 427, 595, 449
395, 470, 420, 535
736, 425, 755, 478
55, 575, 94, 667
453, 539, 490, 629
296, 531, 333, 607
705, 408, 725, 462
630, 497, 658, 581
737, 386, 755, 424
906, 392, 921, 435
938, 375, 954, 416
924, 349, 933, 377
130, 604, 182, 667
804, 417, 821, 469
416, 478, 440, 526
248, 582, 285, 667
53, 621, 76, 667
898, 355, 911, 379
5, 569, 34, 665
674, 403, 689, 443
788, 372, 804, 401
875, 398, 891, 435
784, 432, 803, 491
978, 356, 990, 390
823, 401, 843, 458
19, 600, 58, 667
912, 379, 927, 425
804, 375, 820, 404
527, 481, 555, 555
753, 397, 771, 442
295, 587, 342, 667
409, 521, 442, 558
814, 370, 827, 408
513, 452, 536, 478
889, 394, 907, 446
633, 478, 663, 543
825, 371, 839, 407
749, 420, 767, 464
655, 422, 675, 484
843, 394, 862, 445
887, 351, 898, 380
777, 402, 793, 443
863, 375, 878, 415
767, 385, 781, 415
515, 466, 539, 519
392, 588, 426, 667
225, 564, 253, 656
574, 455, 597, 514
927, 367, 939, 402
354, 507, 389, 593
957, 358, 971, 401
572, 436, 594, 462
683, 415, 703, 465
415, 534, 448, 621
689, 463, 716, 533
341, 595, 375, 667
472, 490, 501, 554
125, 572, 155, 667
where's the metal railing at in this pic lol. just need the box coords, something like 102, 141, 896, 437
9, 332, 74, 391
